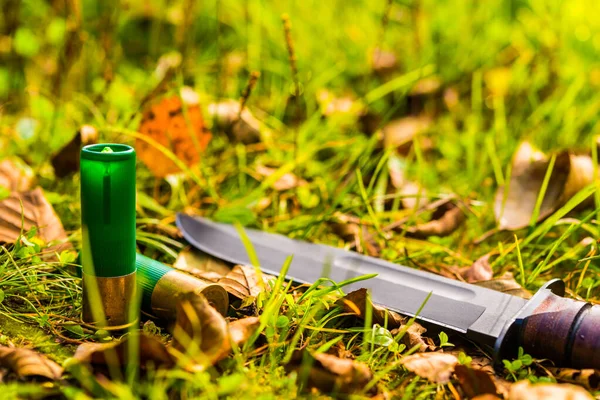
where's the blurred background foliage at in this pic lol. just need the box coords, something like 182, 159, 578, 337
1, 0, 600, 233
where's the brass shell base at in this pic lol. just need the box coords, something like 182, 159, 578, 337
82, 271, 137, 328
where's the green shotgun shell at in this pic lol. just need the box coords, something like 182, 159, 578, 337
136, 253, 229, 319
80, 143, 137, 327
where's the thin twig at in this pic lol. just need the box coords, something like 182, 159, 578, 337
238, 71, 260, 118
281, 14, 300, 97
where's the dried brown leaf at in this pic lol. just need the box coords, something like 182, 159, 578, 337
405, 203, 466, 238
286, 350, 374, 395
398, 181, 429, 210
173, 247, 231, 277
400, 352, 458, 384
508, 380, 593, 400
137, 94, 211, 177
337, 288, 405, 329
381, 117, 431, 155
0, 188, 71, 253
51, 125, 98, 178
330, 220, 380, 257
475, 272, 531, 299
255, 165, 307, 191
218, 265, 265, 300
454, 365, 498, 398
372, 48, 397, 76
550, 368, 600, 391
391, 322, 436, 353
0, 345, 63, 381
172, 293, 259, 366
172, 292, 229, 365
410, 77, 442, 96
208, 100, 261, 144
460, 253, 494, 283
0, 158, 34, 192
494, 142, 594, 231
72, 332, 175, 372
472, 395, 502, 400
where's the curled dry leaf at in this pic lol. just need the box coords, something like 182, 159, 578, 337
454, 365, 498, 398
173, 247, 231, 277
405, 202, 466, 238
0, 158, 34, 192
208, 99, 261, 144
494, 142, 594, 231
550, 368, 600, 391
460, 253, 494, 283
475, 272, 531, 299
137, 93, 211, 177
72, 332, 175, 373
0, 187, 71, 253
400, 352, 458, 384
285, 350, 374, 395
255, 165, 307, 191
172, 292, 259, 367
508, 380, 593, 400
337, 288, 405, 329
51, 125, 98, 178
0, 345, 63, 381
218, 265, 266, 300
390, 323, 436, 353
173, 292, 229, 365
381, 116, 431, 155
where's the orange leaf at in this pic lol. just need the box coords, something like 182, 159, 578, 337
137, 95, 211, 177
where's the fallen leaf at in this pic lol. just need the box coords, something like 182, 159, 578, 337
172, 292, 229, 365
400, 352, 458, 384
0, 345, 63, 381
316, 90, 363, 119
454, 365, 498, 398
381, 116, 431, 155
372, 48, 397, 76
472, 395, 502, 400
285, 350, 374, 395
0, 158, 34, 192
494, 142, 594, 230
51, 125, 98, 178
410, 77, 442, 96
218, 265, 265, 300
137, 93, 211, 177
390, 323, 436, 353
460, 253, 494, 283
330, 218, 380, 257
550, 368, 600, 391
398, 181, 428, 210
173, 247, 231, 277
172, 292, 259, 366
337, 288, 405, 329
0, 187, 71, 253
255, 165, 307, 191
208, 99, 261, 144
404, 202, 466, 238
508, 380, 593, 400
72, 332, 175, 374
475, 272, 531, 299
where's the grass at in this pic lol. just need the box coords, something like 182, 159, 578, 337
1, 0, 600, 398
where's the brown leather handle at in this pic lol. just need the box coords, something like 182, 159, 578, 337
520, 292, 600, 369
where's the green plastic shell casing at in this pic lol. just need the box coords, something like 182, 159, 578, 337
81, 144, 136, 278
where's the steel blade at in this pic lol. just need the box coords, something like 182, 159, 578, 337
177, 214, 527, 347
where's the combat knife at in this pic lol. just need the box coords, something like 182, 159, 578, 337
176, 213, 600, 370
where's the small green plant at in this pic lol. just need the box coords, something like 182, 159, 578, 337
502, 347, 534, 381
438, 331, 454, 348
457, 352, 472, 366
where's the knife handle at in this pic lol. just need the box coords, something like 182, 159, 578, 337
495, 279, 600, 370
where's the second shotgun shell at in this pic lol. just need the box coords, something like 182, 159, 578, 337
136, 254, 229, 319
80, 144, 137, 327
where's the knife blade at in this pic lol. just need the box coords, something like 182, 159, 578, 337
176, 213, 600, 370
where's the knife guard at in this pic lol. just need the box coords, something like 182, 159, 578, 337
495, 279, 600, 370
